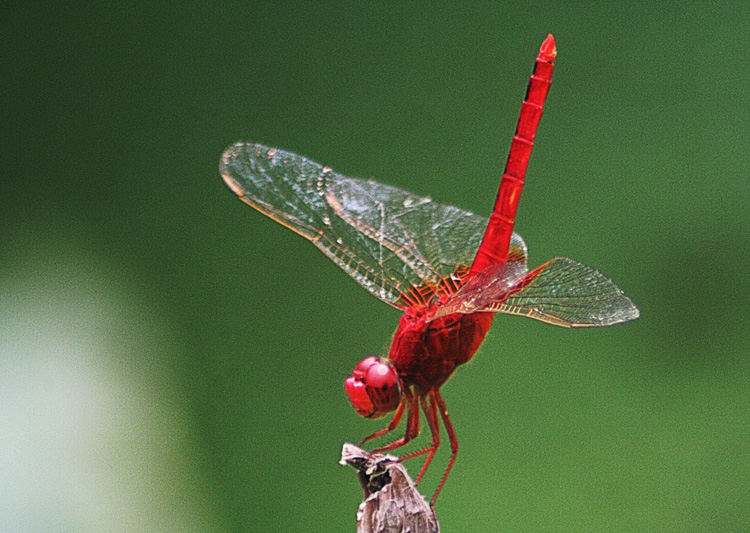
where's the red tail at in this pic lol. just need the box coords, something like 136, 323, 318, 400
469, 34, 557, 278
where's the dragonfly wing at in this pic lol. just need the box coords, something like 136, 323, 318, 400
431, 260, 529, 319
434, 257, 639, 327
327, 176, 528, 294
221, 143, 527, 309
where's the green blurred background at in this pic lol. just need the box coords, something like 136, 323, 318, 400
2, 2, 748, 531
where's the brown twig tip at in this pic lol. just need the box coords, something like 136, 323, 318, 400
341, 443, 440, 533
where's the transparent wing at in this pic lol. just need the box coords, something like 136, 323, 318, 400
431, 260, 529, 319
220, 143, 527, 309
433, 257, 639, 327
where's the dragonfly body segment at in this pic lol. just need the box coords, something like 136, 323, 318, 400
220, 34, 639, 505
389, 309, 495, 392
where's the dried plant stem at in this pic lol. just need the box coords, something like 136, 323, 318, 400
341, 443, 440, 533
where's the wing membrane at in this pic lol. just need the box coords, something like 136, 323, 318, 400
220, 143, 527, 309
434, 257, 639, 327
431, 260, 528, 319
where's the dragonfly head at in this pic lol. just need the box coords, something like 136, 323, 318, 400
345, 356, 401, 419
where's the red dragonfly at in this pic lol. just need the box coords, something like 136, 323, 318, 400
220, 35, 638, 504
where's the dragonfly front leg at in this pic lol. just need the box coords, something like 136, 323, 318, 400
371, 388, 420, 454
359, 395, 406, 446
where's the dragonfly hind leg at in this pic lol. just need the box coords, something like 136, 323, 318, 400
399, 391, 441, 485
430, 391, 458, 504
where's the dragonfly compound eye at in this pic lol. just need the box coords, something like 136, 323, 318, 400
344, 357, 401, 419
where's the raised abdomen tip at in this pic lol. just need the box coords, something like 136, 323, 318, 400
540, 34, 556, 62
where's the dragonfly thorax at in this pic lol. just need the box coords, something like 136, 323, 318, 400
388, 310, 495, 391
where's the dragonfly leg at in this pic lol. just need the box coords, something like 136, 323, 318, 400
371, 388, 420, 454
431, 391, 458, 504
400, 391, 441, 484
359, 395, 406, 446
